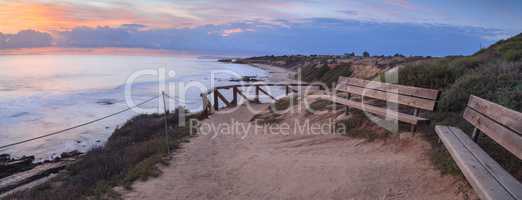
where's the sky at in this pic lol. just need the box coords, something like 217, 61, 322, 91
0, 0, 521, 56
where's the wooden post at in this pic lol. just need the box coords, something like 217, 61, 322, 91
236, 88, 251, 102
255, 85, 260, 103
344, 93, 352, 115
213, 89, 219, 111
215, 90, 232, 107
232, 87, 238, 106
161, 92, 170, 154
201, 93, 210, 117
258, 86, 276, 100
285, 85, 290, 95
410, 108, 419, 134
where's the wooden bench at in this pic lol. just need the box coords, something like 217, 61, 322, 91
435, 95, 522, 200
313, 77, 440, 132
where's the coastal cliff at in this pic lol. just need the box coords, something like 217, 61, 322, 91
4, 33, 521, 200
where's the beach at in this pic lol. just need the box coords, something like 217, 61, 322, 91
0, 55, 271, 160
247, 63, 295, 83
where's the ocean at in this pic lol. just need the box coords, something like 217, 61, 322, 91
0, 54, 280, 161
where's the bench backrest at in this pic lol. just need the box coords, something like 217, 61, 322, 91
335, 77, 440, 111
463, 95, 522, 159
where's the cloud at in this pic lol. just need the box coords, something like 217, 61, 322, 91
19, 18, 498, 56
0, 1, 206, 33
221, 28, 243, 37
384, 0, 416, 10
212, 28, 255, 37
0, 0, 446, 34
1, 0, 520, 35
338, 10, 359, 16
0, 30, 53, 49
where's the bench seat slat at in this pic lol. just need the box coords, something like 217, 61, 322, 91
338, 77, 440, 100
312, 95, 428, 125
449, 126, 522, 200
336, 85, 437, 111
435, 125, 521, 200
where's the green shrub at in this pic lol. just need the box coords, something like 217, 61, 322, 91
319, 63, 352, 87
398, 58, 467, 89
399, 56, 522, 179
271, 95, 298, 111
335, 110, 391, 142
250, 112, 283, 125
503, 49, 522, 61
297, 64, 329, 82
307, 99, 334, 112
123, 154, 166, 188
438, 61, 522, 112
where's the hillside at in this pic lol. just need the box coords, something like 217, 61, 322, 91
228, 33, 522, 180
397, 33, 522, 179
225, 54, 428, 86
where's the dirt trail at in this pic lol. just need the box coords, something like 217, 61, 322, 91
120, 104, 472, 200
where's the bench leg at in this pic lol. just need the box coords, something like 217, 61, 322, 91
410, 108, 419, 135
345, 93, 351, 115
410, 124, 417, 134
471, 128, 480, 142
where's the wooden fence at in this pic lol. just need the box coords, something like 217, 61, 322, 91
200, 83, 324, 115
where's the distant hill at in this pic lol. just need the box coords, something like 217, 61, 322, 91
225, 54, 429, 86
474, 33, 522, 62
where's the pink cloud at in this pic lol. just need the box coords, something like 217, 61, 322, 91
222, 28, 242, 37
216, 28, 255, 37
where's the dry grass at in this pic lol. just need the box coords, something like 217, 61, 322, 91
5, 108, 201, 200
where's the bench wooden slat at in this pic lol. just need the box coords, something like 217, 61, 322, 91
467, 95, 522, 135
312, 95, 428, 125
449, 126, 522, 200
463, 107, 522, 159
338, 77, 440, 100
435, 125, 520, 200
336, 85, 437, 111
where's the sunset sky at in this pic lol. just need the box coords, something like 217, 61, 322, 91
1, 0, 521, 56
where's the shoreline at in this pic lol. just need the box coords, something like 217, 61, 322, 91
0, 60, 288, 196
245, 63, 296, 83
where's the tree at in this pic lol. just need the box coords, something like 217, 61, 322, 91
362, 51, 370, 57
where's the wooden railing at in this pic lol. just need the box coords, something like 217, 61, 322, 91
200, 83, 324, 115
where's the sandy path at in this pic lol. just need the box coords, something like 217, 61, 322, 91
120, 103, 472, 200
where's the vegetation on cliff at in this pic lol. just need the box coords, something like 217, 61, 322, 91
6, 108, 201, 200
230, 54, 427, 87
232, 33, 522, 180
397, 33, 522, 179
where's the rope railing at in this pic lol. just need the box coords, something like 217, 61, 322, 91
0, 95, 161, 150
164, 93, 186, 102
0, 83, 322, 150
